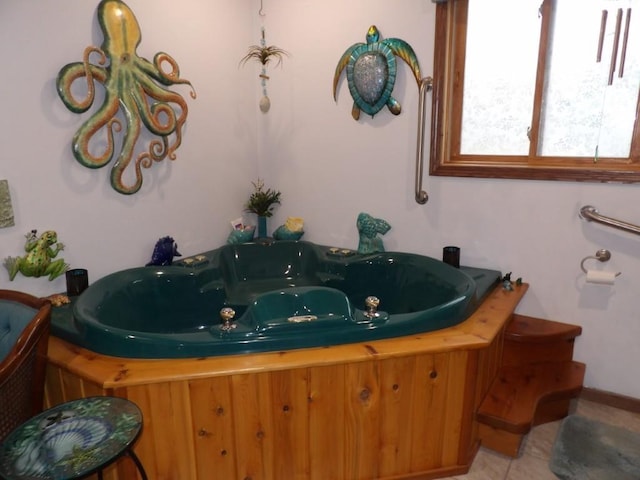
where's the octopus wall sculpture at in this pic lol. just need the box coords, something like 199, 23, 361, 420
57, 0, 196, 195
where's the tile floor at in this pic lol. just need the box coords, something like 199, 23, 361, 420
441, 398, 640, 480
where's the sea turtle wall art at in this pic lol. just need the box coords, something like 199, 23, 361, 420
57, 0, 196, 195
333, 25, 421, 121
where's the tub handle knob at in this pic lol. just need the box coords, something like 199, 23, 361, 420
220, 307, 237, 331
364, 296, 380, 319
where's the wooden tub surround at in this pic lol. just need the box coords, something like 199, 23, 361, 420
45, 283, 533, 480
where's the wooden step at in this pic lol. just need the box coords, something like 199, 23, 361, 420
505, 314, 583, 344
502, 314, 582, 367
477, 361, 585, 433
477, 315, 585, 456
477, 360, 585, 456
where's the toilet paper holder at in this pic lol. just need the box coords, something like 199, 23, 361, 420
580, 249, 621, 276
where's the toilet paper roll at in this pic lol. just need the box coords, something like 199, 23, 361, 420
586, 269, 617, 285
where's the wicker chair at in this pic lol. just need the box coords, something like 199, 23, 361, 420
0, 289, 51, 443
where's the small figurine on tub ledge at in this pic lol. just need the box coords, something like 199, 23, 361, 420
273, 217, 304, 241
146, 236, 181, 266
501, 272, 523, 291
357, 212, 391, 254
4, 230, 69, 281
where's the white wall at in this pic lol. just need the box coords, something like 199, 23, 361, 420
1, 0, 639, 399
1, 0, 255, 288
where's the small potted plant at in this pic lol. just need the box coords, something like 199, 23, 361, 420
245, 179, 281, 238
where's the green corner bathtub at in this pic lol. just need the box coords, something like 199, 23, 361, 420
51, 241, 501, 358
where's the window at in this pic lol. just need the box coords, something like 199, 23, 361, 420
430, 0, 640, 182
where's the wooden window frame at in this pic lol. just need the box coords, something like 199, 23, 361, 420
429, 0, 640, 183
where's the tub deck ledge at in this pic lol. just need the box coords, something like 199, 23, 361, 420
46, 283, 528, 389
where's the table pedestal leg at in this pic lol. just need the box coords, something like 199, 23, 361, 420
127, 449, 148, 480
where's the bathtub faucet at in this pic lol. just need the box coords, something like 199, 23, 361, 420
219, 307, 237, 331
364, 296, 380, 319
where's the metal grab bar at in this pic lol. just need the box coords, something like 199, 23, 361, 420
415, 76, 433, 205
579, 205, 640, 236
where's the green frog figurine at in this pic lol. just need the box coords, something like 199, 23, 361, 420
4, 230, 69, 281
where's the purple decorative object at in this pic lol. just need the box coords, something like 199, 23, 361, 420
146, 236, 181, 266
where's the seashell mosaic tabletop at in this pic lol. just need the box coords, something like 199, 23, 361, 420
0, 396, 142, 479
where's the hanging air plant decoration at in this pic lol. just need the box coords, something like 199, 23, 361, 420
240, 27, 289, 113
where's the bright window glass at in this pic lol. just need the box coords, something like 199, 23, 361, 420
460, 0, 640, 159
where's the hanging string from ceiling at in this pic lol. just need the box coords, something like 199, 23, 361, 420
259, 0, 269, 111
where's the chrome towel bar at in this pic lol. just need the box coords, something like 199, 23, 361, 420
579, 205, 640, 236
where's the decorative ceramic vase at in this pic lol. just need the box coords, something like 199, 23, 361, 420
273, 225, 304, 241
257, 216, 268, 238
226, 227, 255, 244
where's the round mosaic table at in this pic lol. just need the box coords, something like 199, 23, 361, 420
0, 396, 147, 480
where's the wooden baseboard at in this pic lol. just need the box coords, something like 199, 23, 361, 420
580, 387, 640, 413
